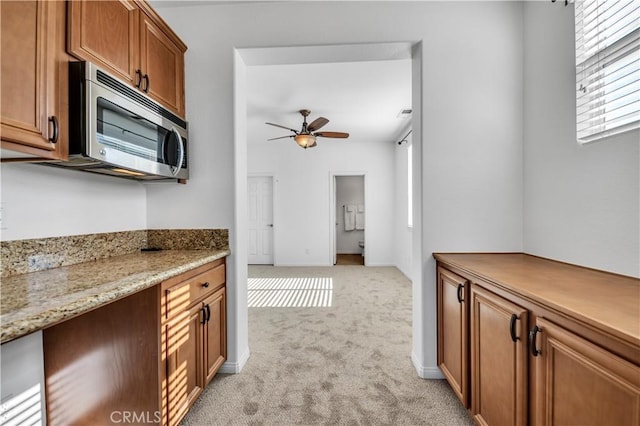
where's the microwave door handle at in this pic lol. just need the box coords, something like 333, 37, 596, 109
170, 127, 184, 176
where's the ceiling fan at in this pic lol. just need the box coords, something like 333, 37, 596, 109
265, 109, 349, 149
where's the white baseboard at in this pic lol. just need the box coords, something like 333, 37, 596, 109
219, 347, 250, 374
411, 351, 445, 379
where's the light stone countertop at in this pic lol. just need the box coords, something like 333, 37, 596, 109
0, 249, 230, 344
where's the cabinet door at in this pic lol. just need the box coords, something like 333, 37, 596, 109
1, 0, 60, 155
165, 304, 204, 425
470, 285, 528, 426
67, 0, 139, 86
140, 13, 185, 117
533, 318, 640, 426
437, 267, 469, 406
203, 287, 227, 384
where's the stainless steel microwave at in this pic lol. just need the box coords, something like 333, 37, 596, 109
46, 61, 188, 181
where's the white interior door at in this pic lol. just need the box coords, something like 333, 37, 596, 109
247, 176, 274, 264
333, 175, 337, 265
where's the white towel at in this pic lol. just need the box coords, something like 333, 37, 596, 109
355, 205, 365, 230
344, 205, 355, 231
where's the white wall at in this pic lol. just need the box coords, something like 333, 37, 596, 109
523, 3, 640, 278
247, 139, 394, 266
0, 163, 146, 241
394, 133, 413, 278
152, 1, 525, 377
417, 3, 524, 375
336, 176, 365, 255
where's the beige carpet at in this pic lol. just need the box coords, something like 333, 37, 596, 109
181, 266, 472, 425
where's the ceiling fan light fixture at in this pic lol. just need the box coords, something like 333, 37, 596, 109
266, 109, 348, 148
294, 134, 316, 149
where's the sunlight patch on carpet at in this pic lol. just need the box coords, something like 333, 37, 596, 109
248, 277, 333, 307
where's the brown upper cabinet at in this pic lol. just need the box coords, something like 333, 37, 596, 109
68, 0, 187, 117
1, 0, 69, 160
1, 0, 186, 161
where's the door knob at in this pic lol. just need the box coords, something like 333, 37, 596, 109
267, 224, 273, 227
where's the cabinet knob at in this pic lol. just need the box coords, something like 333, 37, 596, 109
202, 282, 210, 288
529, 325, 542, 357
48, 116, 59, 144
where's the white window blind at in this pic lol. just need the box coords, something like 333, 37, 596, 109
575, 0, 640, 143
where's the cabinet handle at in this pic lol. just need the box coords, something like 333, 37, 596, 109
48, 116, 59, 144
529, 325, 542, 357
509, 314, 519, 342
456, 283, 465, 303
202, 282, 210, 288
143, 74, 150, 93
205, 304, 211, 322
135, 69, 142, 88
200, 306, 207, 324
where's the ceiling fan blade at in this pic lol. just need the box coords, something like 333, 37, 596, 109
307, 117, 329, 132
314, 131, 349, 139
265, 122, 298, 133
267, 135, 294, 141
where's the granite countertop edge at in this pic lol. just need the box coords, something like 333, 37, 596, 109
0, 249, 230, 344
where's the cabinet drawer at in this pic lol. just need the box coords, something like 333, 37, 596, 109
165, 264, 225, 319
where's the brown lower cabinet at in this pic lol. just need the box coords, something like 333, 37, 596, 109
203, 288, 227, 384
162, 261, 226, 425
470, 284, 527, 426
437, 267, 469, 406
43, 257, 227, 426
435, 253, 640, 426
534, 318, 640, 425
164, 303, 204, 424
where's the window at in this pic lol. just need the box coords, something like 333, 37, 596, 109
407, 143, 413, 228
575, 0, 640, 143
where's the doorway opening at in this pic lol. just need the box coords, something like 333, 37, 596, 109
233, 41, 424, 376
332, 175, 365, 266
